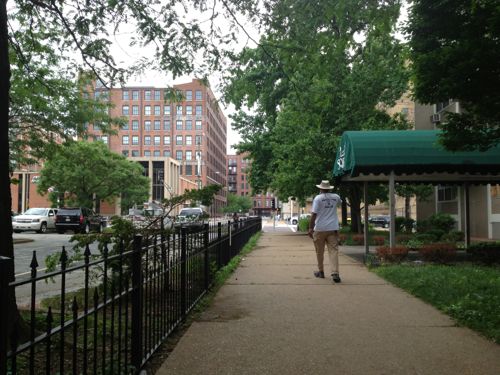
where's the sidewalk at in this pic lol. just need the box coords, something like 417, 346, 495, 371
157, 232, 500, 375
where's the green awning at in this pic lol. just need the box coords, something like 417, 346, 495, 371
333, 130, 500, 183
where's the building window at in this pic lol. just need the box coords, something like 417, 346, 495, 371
176, 150, 182, 160
144, 150, 151, 157
195, 135, 202, 145
144, 105, 151, 116
176, 105, 183, 115
144, 120, 151, 131
132, 105, 139, 115
195, 105, 202, 115
122, 91, 129, 100
100, 136, 108, 144
122, 122, 129, 130
154, 120, 160, 130
176, 120, 183, 130
131, 150, 139, 157
186, 150, 192, 160
186, 135, 192, 145
186, 90, 192, 101
93, 124, 100, 131
401, 107, 409, 117
122, 136, 129, 145
132, 136, 139, 145
186, 105, 192, 115
144, 90, 151, 100
132, 120, 139, 130
437, 186, 457, 202
195, 120, 202, 130
163, 150, 171, 157
154, 105, 161, 116
144, 136, 151, 145
163, 136, 171, 145
154, 136, 160, 145
154, 150, 160, 157
132, 90, 139, 100
164, 105, 171, 115
176, 135, 183, 145
154, 90, 161, 100
185, 165, 192, 175
195, 90, 202, 100
122, 150, 129, 157
163, 120, 170, 130
185, 120, 192, 130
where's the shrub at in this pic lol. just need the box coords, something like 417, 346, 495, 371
375, 245, 409, 263
405, 239, 424, 251
340, 225, 351, 233
417, 213, 456, 233
396, 234, 413, 244
467, 242, 500, 265
395, 216, 406, 232
441, 230, 465, 243
352, 234, 364, 245
418, 243, 457, 264
415, 233, 437, 244
370, 235, 386, 246
298, 217, 310, 232
426, 229, 446, 242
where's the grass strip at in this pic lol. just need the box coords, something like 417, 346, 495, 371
373, 264, 500, 343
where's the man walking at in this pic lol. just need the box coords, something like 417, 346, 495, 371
308, 180, 342, 283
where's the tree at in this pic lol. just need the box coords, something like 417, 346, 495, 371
223, 0, 409, 232
1, 0, 258, 340
407, 0, 500, 151
223, 193, 253, 214
37, 141, 149, 209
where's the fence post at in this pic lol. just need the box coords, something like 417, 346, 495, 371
131, 235, 143, 372
180, 227, 187, 321
217, 222, 222, 269
0, 257, 12, 375
203, 224, 209, 290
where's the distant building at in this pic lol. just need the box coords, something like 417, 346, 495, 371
226, 153, 277, 216
88, 79, 228, 215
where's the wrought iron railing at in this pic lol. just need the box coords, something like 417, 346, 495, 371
0, 217, 261, 374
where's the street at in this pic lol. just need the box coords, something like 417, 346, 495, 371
13, 231, 97, 276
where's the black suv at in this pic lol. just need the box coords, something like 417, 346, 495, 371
55, 207, 104, 234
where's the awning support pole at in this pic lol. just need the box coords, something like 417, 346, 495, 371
363, 181, 369, 256
389, 171, 396, 248
464, 183, 471, 248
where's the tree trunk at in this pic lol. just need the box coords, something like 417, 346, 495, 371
0, 0, 21, 351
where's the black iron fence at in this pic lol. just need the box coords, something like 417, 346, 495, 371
0, 217, 261, 374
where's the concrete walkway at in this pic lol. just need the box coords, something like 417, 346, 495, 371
157, 232, 500, 375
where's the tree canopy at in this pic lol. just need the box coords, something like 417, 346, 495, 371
223, 0, 409, 231
223, 193, 253, 214
407, 0, 500, 151
37, 141, 149, 209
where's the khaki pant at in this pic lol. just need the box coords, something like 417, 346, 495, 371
313, 230, 339, 275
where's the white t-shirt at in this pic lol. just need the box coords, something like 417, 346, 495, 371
311, 192, 342, 231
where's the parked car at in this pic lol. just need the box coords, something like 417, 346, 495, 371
369, 215, 390, 228
174, 207, 209, 231
55, 207, 104, 234
12, 207, 58, 233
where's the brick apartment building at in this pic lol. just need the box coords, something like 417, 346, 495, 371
90, 79, 228, 215
226, 153, 277, 216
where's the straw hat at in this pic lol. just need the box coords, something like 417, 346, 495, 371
316, 180, 334, 190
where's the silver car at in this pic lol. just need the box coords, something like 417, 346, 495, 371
12, 208, 58, 233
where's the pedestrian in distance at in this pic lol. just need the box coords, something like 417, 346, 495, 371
308, 180, 342, 283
